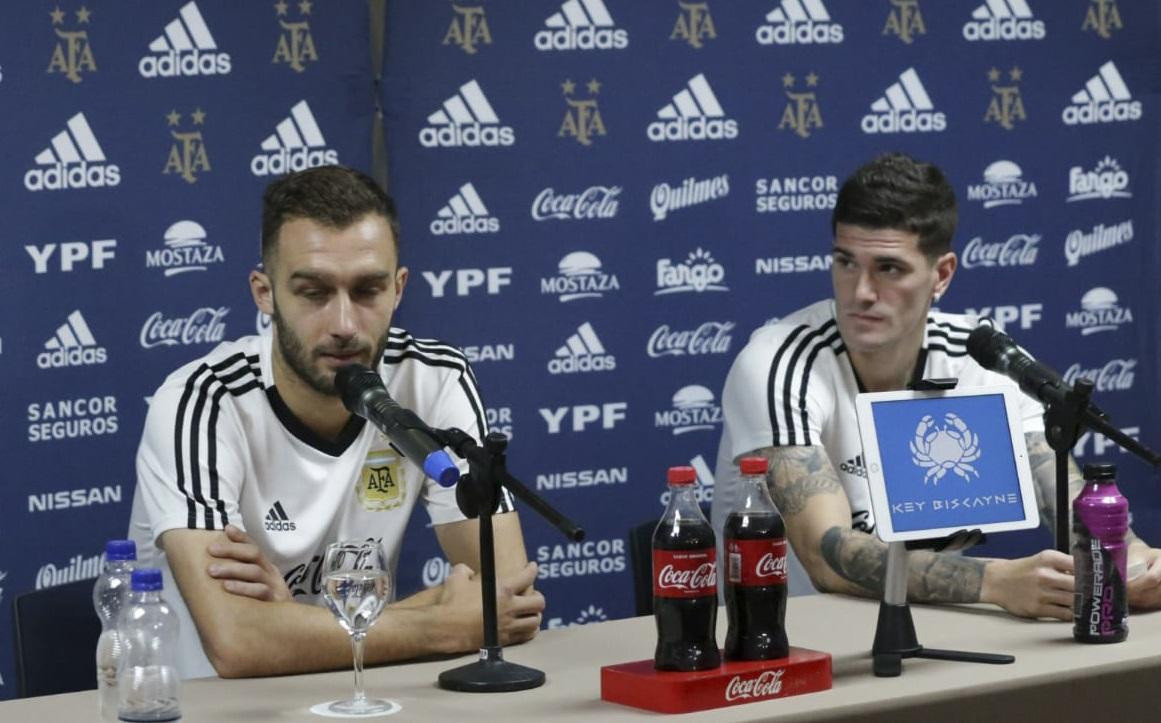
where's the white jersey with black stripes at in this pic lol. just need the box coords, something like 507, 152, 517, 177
128, 329, 507, 679
711, 299, 1044, 540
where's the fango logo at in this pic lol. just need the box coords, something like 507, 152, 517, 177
655, 248, 728, 295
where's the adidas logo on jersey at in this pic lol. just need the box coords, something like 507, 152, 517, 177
534, 0, 628, 51
264, 501, 297, 532
24, 112, 120, 192
420, 80, 515, 148
647, 74, 737, 142
840, 454, 867, 478
138, 1, 231, 78
547, 322, 615, 374
756, 0, 844, 45
1062, 61, 1141, 125
861, 67, 946, 134
250, 100, 338, 176
430, 183, 500, 235
963, 0, 1045, 41
37, 310, 107, 369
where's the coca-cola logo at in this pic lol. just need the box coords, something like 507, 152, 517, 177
140, 307, 229, 349
961, 235, 1040, 268
724, 670, 784, 702
646, 321, 734, 357
657, 562, 716, 592
531, 186, 621, 221
755, 551, 788, 579
1063, 359, 1136, 392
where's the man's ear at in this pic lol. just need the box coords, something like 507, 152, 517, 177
394, 266, 409, 310
250, 269, 274, 315
933, 251, 956, 300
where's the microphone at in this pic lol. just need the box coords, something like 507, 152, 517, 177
334, 364, 460, 487
966, 324, 1083, 410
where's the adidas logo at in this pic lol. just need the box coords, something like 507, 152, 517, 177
547, 322, 615, 374
138, 1, 231, 78
250, 100, 338, 176
24, 112, 120, 192
264, 501, 297, 532
1062, 61, 1141, 125
534, 0, 628, 51
963, 0, 1045, 41
860, 67, 946, 134
430, 183, 500, 235
756, 0, 844, 45
37, 310, 107, 369
646, 73, 738, 142
840, 454, 867, 478
419, 79, 515, 148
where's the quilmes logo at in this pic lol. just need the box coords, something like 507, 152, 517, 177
47, 5, 97, 83
961, 234, 1040, 269
24, 112, 120, 192
1062, 61, 1141, 125
431, 182, 499, 235
534, 0, 628, 51
140, 307, 229, 349
146, 220, 225, 276
983, 67, 1026, 130
1064, 220, 1133, 267
647, 321, 734, 358
1064, 358, 1135, 392
420, 79, 515, 148
966, 160, 1038, 208
37, 310, 107, 369
757, 0, 844, 45
531, 185, 620, 221
163, 108, 211, 184
1067, 156, 1131, 202
251, 100, 338, 176
36, 553, 102, 590
671, 1, 716, 49
548, 322, 615, 374
862, 67, 945, 134
883, 0, 926, 44
963, 0, 1045, 41
540, 251, 621, 302
654, 385, 722, 435
139, 1, 231, 78
755, 174, 837, 213
647, 73, 738, 142
272, 0, 319, 72
559, 78, 606, 146
778, 72, 823, 139
1082, 0, 1122, 39
656, 248, 728, 295
1066, 287, 1132, 335
651, 174, 729, 221
443, 3, 492, 54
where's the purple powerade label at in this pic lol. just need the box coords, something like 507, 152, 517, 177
1072, 478, 1129, 643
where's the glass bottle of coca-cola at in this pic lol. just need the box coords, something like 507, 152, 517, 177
724, 456, 789, 660
653, 465, 721, 671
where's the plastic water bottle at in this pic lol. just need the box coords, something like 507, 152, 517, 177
1072, 463, 1129, 644
94, 540, 136, 722
118, 568, 181, 722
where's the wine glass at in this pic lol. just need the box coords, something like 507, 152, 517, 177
319, 540, 396, 716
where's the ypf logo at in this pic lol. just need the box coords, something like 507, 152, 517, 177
883, 0, 926, 44
559, 78, 607, 146
146, 220, 225, 276
420, 79, 515, 147
539, 402, 628, 434
534, 0, 628, 51
671, 1, 716, 49
963, 0, 1045, 41
24, 112, 120, 192
25, 239, 117, 274
1062, 61, 1141, 125
862, 67, 945, 134
272, 0, 318, 72
37, 310, 108, 369
1065, 287, 1132, 336
963, 303, 1042, 332
47, 5, 97, 84
422, 267, 512, 297
1082, 0, 1122, 39
251, 100, 338, 176
757, 0, 844, 45
162, 108, 211, 184
443, 3, 492, 54
647, 73, 738, 142
965, 160, 1037, 209
138, 1, 231, 78
1067, 156, 1131, 203
777, 72, 823, 139
983, 67, 1026, 131
430, 182, 499, 235
654, 385, 722, 435
655, 248, 728, 295
539, 251, 621, 302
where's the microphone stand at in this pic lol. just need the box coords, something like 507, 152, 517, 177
431, 428, 585, 692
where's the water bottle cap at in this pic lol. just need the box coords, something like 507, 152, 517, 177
667, 466, 697, 486
1083, 463, 1116, 481
739, 456, 768, 476
105, 539, 137, 561
131, 568, 163, 592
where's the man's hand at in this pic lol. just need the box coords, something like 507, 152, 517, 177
431, 562, 545, 653
980, 550, 1074, 620
205, 524, 291, 602
1127, 545, 1161, 610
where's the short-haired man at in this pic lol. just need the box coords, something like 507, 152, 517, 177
129, 165, 544, 679
712, 153, 1161, 618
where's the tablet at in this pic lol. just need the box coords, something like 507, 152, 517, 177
854, 385, 1039, 543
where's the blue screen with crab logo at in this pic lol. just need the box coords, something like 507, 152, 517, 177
869, 393, 1026, 533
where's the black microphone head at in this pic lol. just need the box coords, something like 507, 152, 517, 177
334, 364, 382, 413
966, 324, 1012, 370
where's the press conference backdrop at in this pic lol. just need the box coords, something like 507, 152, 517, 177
0, 0, 1157, 698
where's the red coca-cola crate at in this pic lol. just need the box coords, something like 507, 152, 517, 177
600, 647, 831, 714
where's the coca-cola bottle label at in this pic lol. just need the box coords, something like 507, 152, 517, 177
726, 538, 787, 586
653, 548, 717, 598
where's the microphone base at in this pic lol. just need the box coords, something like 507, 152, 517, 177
438, 647, 545, 692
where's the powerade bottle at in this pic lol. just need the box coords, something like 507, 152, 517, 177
1072, 463, 1129, 644
94, 540, 137, 722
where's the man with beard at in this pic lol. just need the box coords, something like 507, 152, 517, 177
128, 166, 544, 679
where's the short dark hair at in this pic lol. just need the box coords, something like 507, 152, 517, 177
260, 165, 400, 267
831, 152, 957, 259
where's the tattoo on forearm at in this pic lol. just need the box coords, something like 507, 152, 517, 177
764, 446, 843, 517
1025, 432, 1086, 533
820, 526, 886, 597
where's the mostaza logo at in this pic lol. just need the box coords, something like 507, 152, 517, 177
444, 3, 491, 54
47, 5, 96, 84
983, 66, 1025, 131
163, 108, 211, 184
559, 78, 606, 146
272, 0, 318, 72
778, 72, 822, 139
883, 0, 925, 44
1082, 0, 1122, 39
671, 1, 716, 49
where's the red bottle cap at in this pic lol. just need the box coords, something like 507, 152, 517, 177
739, 456, 768, 476
667, 466, 697, 485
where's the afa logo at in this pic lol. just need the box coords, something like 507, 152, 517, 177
47, 5, 96, 84
443, 3, 492, 54
272, 0, 319, 72
559, 78, 606, 146
1082, 0, 1122, 39
358, 449, 407, 511
883, 0, 926, 44
138, 2, 231, 78
251, 100, 338, 176
162, 108, 211, 184
671, 1, 716, 49
777, 72, 823, 139
983, 67, 1026, 131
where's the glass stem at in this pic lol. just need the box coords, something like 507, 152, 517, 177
351, 632, 367, 703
